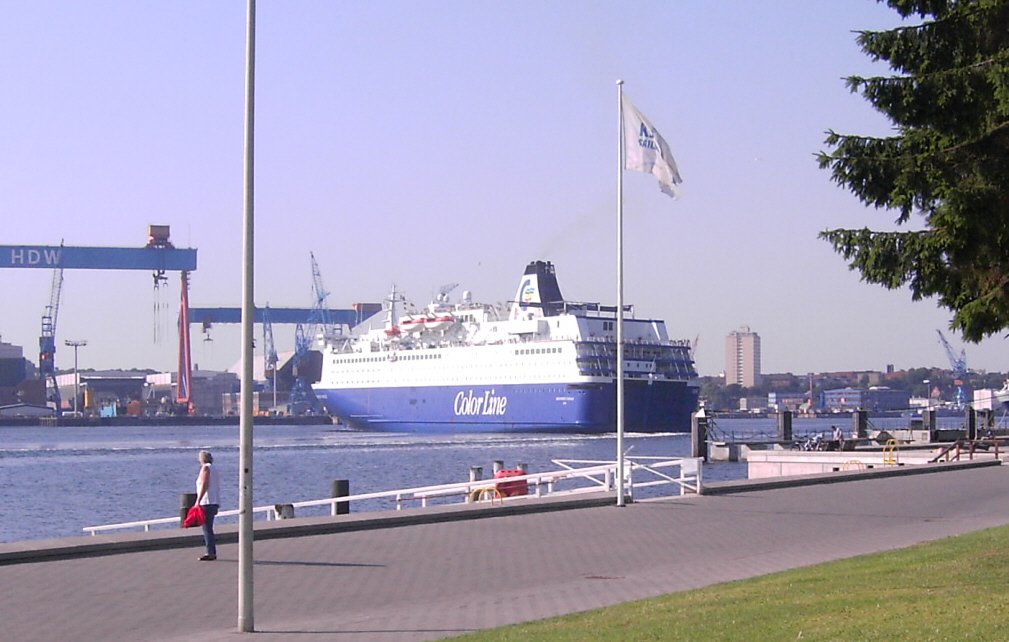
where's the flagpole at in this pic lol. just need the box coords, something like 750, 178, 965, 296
615, 79, 626, 507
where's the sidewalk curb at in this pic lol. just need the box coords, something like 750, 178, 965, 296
701, 458, 1000, 495
0, 493, 615, 566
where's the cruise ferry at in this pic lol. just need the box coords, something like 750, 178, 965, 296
314, 260, 699, 433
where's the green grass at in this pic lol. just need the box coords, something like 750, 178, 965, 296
452, 524, 1009, 641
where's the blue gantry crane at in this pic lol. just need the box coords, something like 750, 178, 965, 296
936, 329, 968, 410
187, 301, 381, 415
1, 226, 197, 412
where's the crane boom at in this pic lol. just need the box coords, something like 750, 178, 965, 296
936, 329, 968, 409
308, 252, 336, 343
289, 253, 332, 415
39, 243, 65, 411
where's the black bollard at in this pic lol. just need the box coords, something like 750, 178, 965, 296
851, 410, 868, 440
180, 492, 197, 527
331, 479, 350, 515
923, 409, 938, 442
777, 411, 792, 443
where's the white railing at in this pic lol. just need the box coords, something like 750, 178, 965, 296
82, 456, 702, 536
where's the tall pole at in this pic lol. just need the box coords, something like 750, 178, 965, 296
238, 0, 256, 633
64, 339, 86, 415
615, 80, 626, 507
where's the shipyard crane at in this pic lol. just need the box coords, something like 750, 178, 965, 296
289, 253, 333, 415
262, 304, 278, 411
936, 329, 968, 410
38, 244, 65, 411
309, 252, 337, 343
2, 227, 198, 413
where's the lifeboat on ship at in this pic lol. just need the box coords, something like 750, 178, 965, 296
398, 315, 427, 333
423, 315, 455, 331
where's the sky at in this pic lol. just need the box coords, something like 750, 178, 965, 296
1, 1, 1007, 379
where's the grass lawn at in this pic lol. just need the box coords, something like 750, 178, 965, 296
451, 524, 1009, 641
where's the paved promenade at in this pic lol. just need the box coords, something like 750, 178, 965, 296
3, 461, 1008, 641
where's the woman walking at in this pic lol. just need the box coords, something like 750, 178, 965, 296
195, 450, 221, 561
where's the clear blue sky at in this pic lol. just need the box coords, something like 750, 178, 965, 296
2, 1, 1006, 378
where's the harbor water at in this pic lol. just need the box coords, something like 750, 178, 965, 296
0, 416, 922, 544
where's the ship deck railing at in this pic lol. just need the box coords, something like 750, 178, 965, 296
82, 456, 702, 536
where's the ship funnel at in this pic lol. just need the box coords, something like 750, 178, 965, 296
509, 260, 565, 320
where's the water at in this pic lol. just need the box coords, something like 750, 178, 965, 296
0, 416, 923, 544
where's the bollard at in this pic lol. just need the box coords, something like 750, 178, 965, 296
180, 492, 197, 528
691, 411, 708, 461
852, 410, 868, 440
492, 460, 505, 475
923, 409, 937, 442
966, 407, 977, 441
467, 466, 483, 504
331, 479, 350, 515
517, 462, 528, 474
274, 504, 295, 519
777, 411, 792, 443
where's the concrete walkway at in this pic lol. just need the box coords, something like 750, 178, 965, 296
3, 461, 1008, 641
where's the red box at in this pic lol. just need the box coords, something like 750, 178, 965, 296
494, 469, 528, 497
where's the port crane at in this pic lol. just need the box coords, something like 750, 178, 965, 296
289, 253, 334, 414
1, 227, 197, 412
262, 304, 278, 411
936, 329, 968, 410
38, 245, 65, 409
186, 254, 381, 415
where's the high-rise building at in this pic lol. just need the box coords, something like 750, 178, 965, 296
725, 326, 762, 388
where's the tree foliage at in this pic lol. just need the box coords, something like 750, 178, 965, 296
818, 0, 1009, 341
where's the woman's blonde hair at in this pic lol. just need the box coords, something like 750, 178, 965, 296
198, 450, 213, 464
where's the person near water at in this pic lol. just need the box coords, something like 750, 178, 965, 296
195, 450, 221, 561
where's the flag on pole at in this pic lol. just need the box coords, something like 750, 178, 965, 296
621, 95, 682, 198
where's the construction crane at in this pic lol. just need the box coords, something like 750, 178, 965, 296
38, 244, 65, 411
936, 329, 968, 410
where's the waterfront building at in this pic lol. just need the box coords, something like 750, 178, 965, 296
146, 370, 238, 416
822, 386, 910, 412
0, 338, 45, 408
724, 326, 762, 388
767, 391, 807, 412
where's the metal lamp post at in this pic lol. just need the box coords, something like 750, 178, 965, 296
64, 339, 87, 415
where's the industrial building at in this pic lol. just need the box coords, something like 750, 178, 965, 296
822, 386, 911, 412
0, 338, 47, 411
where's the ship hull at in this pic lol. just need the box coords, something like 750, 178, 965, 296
316, 378, 699, 434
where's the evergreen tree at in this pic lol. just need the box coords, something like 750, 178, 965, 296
818, 0, 1009, 342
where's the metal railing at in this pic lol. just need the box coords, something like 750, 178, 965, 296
82, 456, 702, 536
929, 438, 1003, 463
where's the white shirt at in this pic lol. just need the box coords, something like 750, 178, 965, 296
196, 462, 221, 505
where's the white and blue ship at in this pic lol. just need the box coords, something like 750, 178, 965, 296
314, 260, 699, 433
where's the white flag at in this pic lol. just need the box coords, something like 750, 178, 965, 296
621, 95, 682, 198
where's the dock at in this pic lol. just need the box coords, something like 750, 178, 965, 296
2, 460, 1008, 641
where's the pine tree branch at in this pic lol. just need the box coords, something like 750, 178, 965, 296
822, 119, 1009, 162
